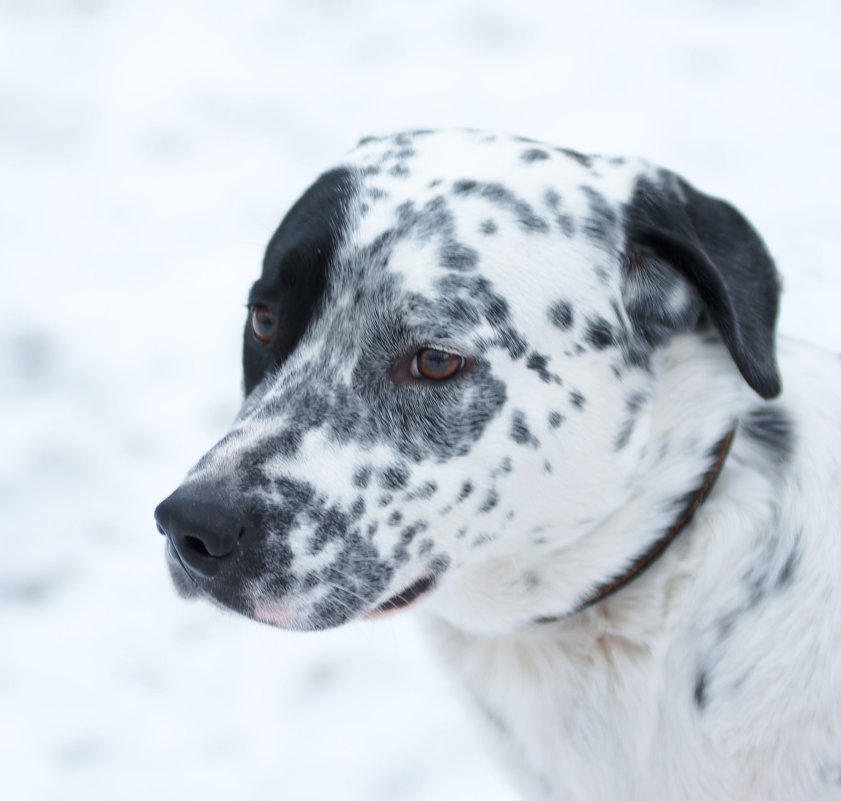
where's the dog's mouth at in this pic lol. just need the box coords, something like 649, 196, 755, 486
165, 539, 206, 599
365, 574, 438, 619
165, 530, 439, 625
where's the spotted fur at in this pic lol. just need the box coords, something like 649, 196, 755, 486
156, 130, 841, 801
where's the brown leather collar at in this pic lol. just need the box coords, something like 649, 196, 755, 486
533, 423, 737, 625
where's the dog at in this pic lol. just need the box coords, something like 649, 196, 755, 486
155, 130, 841, 800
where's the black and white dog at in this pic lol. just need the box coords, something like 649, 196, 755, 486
155, 130, 841, 801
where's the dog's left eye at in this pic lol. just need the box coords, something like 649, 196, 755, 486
411, 348, 465, 381
250, 304, 278, 344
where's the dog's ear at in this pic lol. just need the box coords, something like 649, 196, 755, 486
622, 169, 781, 399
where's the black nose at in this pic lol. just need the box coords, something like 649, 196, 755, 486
154, 483, 245, 577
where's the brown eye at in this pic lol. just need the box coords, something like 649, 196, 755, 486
411, 348, 465, 381
250, 304, 277, 344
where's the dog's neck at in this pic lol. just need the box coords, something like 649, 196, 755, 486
532, 422, 737, 625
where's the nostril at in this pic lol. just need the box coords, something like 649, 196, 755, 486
183, 535, 213, 559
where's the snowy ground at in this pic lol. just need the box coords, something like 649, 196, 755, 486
1, 1, 840, 799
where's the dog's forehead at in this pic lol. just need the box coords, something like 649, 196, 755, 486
338, 131, 644, 304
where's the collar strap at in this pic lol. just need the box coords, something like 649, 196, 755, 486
533, 422, 737, 625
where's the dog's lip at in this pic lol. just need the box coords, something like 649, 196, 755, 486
365, 574, 437, 619
165, 540, 205, 599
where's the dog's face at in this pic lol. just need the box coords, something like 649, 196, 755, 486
155, 130, 780, 634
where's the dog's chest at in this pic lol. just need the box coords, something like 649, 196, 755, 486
427, 617, 740, 801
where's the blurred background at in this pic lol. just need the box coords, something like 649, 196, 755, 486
1, 1, 839, 799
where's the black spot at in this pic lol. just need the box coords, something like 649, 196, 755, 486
412, 481, 438, 499
569, 390, 586, 409
270, 476, 316, 512
626, 391, 647, 414
543, 460, 552, 473
709, 528, 801, 646
429, 555, 451, 574
510, 410, 539, 447
440, 242, 478, 270
379, 465, 409, 490
392, 196, 472, 271
521, 148, 550, 162
479, 490, 499, 513
594, 264, 611, 285
378, 494, 393, 507
301, 571, 320, 592
776, 544, 799, 588
418, 538, 434, 556
742, 407, 792, 463
389, 163, 409, 178
453, 178, 478, 194
585, 317, 615, 350
694, 670, 709, 710
544, 188, 561, 206
548, 411, 564, 429
548, 300, 574, 330
484, 294, 509, 327
435, 273, 527, 360
543, 189, 576, 237
614, 419, 635, 451
350, 497, 366, 519
580, 185, 617, 242
526, 352, 554, 383
452, 179, 549, 233
308, 505, 350, 554
457, 480, 474, 502
614, 392, 648, 451
819, 762, 841, 787
387, 510, 403, 526
480, 218, 498, 235
352, 466, 372, 489
556, 147, 592, 168
399, 523, 421, 548
523, 573, 539, 590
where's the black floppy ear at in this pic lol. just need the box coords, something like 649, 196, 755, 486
623, 169, 781, 399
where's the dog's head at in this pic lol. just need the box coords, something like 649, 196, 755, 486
155, 131, 780, 634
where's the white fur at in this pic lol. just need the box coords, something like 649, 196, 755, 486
425, 337, 841, 800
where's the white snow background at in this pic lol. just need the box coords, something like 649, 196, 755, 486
1, 1, 839, 799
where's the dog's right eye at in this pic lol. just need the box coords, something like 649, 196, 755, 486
411, 348, 465, 381
250, 304, 278, 344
